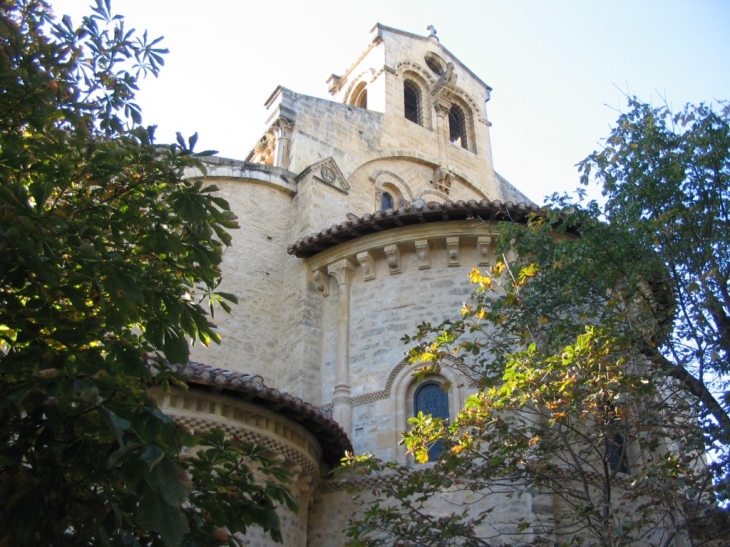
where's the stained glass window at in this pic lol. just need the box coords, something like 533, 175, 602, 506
414, 382, 449, 461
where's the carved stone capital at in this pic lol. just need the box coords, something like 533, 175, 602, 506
356, 251, 375, 281
383, 244, 401, 275
414, 240, 431, 270
434, 100, 451, 117
477, 236, 492, 266
312, 268, 330, 297
271, 117, 294, 170
328, 258, 356, 286
447, 236, 460, 267
272, 117, 294, 141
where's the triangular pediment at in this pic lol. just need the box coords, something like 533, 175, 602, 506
296, 157, 350, 194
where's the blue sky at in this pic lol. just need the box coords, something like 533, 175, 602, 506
50, 0, 730, 204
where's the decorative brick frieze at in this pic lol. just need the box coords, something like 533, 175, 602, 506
317, 471, 401, 493
160, 394, 322, 484
331, 395, 352, 406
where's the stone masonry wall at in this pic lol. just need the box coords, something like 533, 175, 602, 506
307, 221, 500, 458
308, 481, 548, 547
187, 176, 293, 382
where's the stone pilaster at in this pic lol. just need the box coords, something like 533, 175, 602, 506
327, 259, 356, 435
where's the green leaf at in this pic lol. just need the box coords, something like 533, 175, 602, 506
137, 491, 190, 547
100, 406, 132, 447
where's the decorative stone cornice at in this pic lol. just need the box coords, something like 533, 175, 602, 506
166, 362, 352, 465
287, 199, 543, 259
307, 222, 503, 288
317, 471, 401, 493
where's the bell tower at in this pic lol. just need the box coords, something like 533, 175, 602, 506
326, 24, 498, 198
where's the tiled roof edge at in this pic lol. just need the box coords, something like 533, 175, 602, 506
171, 362, 353, 463
288, 198, 545, 258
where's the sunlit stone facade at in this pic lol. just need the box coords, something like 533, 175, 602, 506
179, 24, 540, 546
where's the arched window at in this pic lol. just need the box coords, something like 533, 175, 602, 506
449, 104, 468, 149
381, 191, 394, 211
351, 81, 367, 109
403, 80, 421, 125
414, 382, 449, 461
606, 432, 629, 473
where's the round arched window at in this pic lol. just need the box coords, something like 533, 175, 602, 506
448, 104, 468, 150
403, 81, 421, 125
414, 381, 449, 461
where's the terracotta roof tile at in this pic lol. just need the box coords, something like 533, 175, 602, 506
288, 199, 544, 258
172, 362, 352, 466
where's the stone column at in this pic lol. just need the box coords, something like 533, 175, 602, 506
434, 100, 450, 166
327, 259, 356, 435
273, 118, 293, 170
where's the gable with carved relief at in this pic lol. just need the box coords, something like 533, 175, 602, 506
296, 157, 350, 195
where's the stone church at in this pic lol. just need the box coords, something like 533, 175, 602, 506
161, 24, 542, 546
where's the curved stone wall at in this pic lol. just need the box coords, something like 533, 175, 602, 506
186, 172, 294, 380
307, 220, 506, 457
157, 389, 322, 547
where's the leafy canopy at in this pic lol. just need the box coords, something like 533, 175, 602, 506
0, 1, 295, 545
344, 99, 730, 546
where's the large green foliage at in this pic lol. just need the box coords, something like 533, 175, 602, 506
344, 99, 730, 546
0, 1, 295, 545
